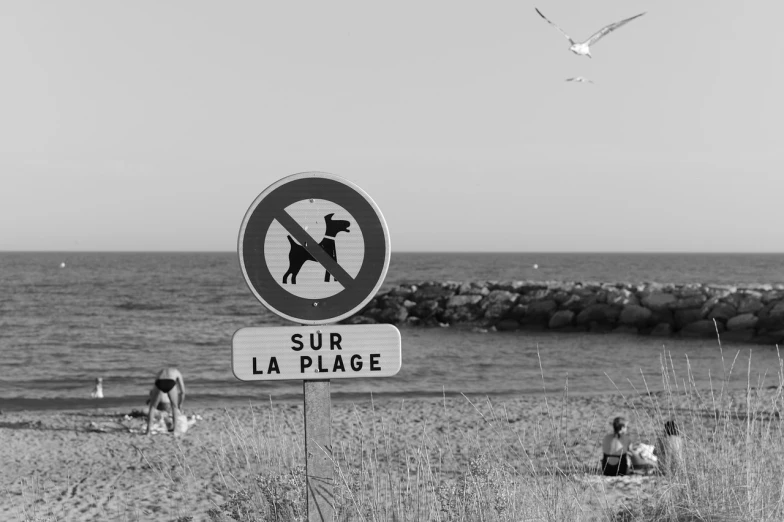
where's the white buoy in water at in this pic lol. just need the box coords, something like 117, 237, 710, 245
533, 264, 539, 269
60, 262, 66, 268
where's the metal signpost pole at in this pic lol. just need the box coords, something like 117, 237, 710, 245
303, 379, 333, 521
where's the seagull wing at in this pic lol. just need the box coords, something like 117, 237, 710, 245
535, 8, 575, 44
584, 12, 645, 47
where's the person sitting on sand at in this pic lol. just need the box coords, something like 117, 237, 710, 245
146, 367, 185, 436
656, 420, 684, 476
601, 416, 631, 475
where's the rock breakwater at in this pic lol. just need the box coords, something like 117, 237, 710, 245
343, 281, 784, 344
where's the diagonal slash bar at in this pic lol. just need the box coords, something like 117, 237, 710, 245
274, 210, 354, 287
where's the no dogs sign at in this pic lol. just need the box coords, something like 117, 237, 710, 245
238, 172, 391, 325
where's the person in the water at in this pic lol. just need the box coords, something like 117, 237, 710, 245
145, 367, 185, 436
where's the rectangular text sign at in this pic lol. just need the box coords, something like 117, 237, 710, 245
232, 324, 401, 381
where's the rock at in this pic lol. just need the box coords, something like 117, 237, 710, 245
495, 318, 519, 331
560, 294, 596, 312
605, 288, 640, 307
441, 306, 482, 324
641, 282, 665, 294
359, 307, 383, 321
516, 283, 549, 295
387, 285, 414, 298
674, 309, 703, 329
349, 281, 784, 336
737, 296, 764, 314
445, 295, 484, 309
726, 313, 758, 331
410, 284, 455, 302
411, 299, 440, 319
641, 292, 677, 311
379, 294, 409, 309
719, 293, 743, 308
491, 281, 520, 293
650, 308, 674, 327
575, 304, 620, 326
771, 301, 784, 316
762, 291, 784, 304
506, 304, 528, 320
458, 281, 486, 295
757, 301, 778, 319
378, 306, 408, 324
699, 296, 722, 318
526, 300, 558, 317
517, 289, 552, 303
552, 291, 572, 305
650, 323, 673, 336
548, 310, 575, 329
618, 305, 652, 327
706, 284, 736, 296
680, 320, 723, 338
706, 303, 737, 323
669, 294, 707, 310
519, 300, 556, 327
678, 284, 705, 297
343, 315, 377, 325
756, 314, 784, 333
481, 290, 518, 321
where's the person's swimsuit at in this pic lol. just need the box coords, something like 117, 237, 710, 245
602, 453, 629, 476
155, 379, 177, 393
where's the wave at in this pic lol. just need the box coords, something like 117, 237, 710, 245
114, 302, 175, 311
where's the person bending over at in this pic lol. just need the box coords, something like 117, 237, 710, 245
146, 367, 185, 436
601, 416, 631, 475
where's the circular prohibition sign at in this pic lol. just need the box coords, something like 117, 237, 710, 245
238, 172, 391, 325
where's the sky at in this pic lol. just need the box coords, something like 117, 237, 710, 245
1, 1, 782, 252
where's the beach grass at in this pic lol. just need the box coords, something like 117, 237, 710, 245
10, 332, 784, 521
191, 335, 784, 521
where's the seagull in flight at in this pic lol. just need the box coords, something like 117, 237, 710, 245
535, 8, 645, 58
565, 76, 593, 84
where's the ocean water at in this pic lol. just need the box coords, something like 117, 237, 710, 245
1, 252, 784, 412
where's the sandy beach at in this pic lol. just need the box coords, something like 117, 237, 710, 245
2, 384, 751, 522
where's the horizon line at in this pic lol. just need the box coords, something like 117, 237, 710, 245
2, 250, 784, 255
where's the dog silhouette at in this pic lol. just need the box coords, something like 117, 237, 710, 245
282, 213, 351, 284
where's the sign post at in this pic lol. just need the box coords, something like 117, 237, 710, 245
235, 172, 399, 521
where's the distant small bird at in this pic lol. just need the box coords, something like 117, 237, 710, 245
533, 264, 539, 269
565, 76, 594, 84
60, 262, 66, 268
91, 377, 104, 399
535, 8, 645, 58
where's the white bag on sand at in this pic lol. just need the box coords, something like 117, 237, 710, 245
166, 412, 198, 434
629, 441, 657, 463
